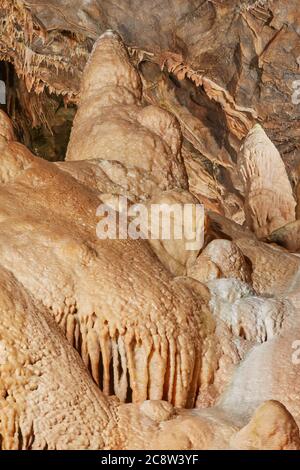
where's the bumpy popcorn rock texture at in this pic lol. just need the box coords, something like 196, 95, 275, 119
0, 0, 300, 451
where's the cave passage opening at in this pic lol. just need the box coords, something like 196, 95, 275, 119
0, 59, 76, 161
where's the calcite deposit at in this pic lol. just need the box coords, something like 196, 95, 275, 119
238, 124, 296, 239
0, 0, 300, 451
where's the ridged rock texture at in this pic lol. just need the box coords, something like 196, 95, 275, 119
0, 1, 300, 451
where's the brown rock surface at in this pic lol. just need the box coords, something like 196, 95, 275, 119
230, 401, 300, 450
0, 2, 300, 451
0, 266, 120, 450
0, 135, 208, 408
238, 124, 296, 238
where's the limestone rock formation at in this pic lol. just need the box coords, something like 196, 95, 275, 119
238, 124, 296, 239
268, 220, 300, 252
0, 1, 300, 452
0, 266, 120, 450
145, 189, 207, 276
207, 278, 291, 343
0, 132, 209, 408
230, 401, 300, 450
2, 270, 298, 451
66, 31, 188, 201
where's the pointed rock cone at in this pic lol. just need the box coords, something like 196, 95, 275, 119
238, 124, 296, 238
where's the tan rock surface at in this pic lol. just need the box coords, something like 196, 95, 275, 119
0, 140, 209, 408
0, 267, 120, 450
220, 315, 300, 427
188, 239, 251, 284
238, 124, 296, 239
0, 11, 300, 450
66, 32, 188, 201
2, 249, 297, 450
145, 189, 207, 276
208, 211, 300, 297
268, 220, 300, 252
231, 401, 300, 450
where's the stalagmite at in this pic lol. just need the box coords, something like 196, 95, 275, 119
238, 124, 296, 238
1, 1, 300, 450
145, 189, 208, 276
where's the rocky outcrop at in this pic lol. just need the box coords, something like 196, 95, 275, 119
0, 133, 210, 408
187, 239, 251, 284
230, 401, 300, 450
238, 124, 296, 239
1, 7, 300, 450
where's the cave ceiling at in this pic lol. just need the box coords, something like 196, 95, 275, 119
1, 1, 300, 450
